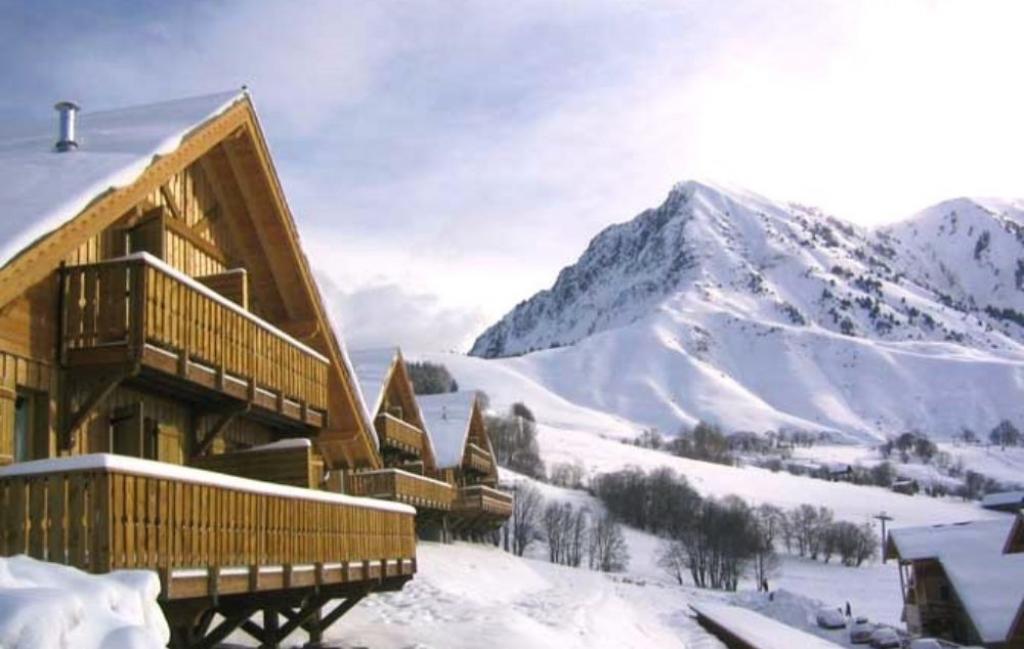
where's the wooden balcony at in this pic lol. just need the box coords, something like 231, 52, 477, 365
375, 413, 424, 457
0, 454, 416, 602
191, 439, 324, 489
60, 254, 328, 428
463, 442, 493, 475
453, 484, 513, 520
345, 468, 454, 511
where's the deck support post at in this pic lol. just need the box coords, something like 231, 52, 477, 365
193, 403, 250, 458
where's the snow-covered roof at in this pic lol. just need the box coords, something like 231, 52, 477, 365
690, 602, 845, 649
889, 518, 1024, 642
350, 347, 400, 416
982, 490, 1024, 509
0, 90, 243, 269
0, 453, 414, 515
419, 391, 478, 469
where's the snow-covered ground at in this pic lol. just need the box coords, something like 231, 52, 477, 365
0, 556, 168, 649
223, 542, 725, 649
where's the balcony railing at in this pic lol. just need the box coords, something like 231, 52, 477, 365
375, 413, 424, 457
0, 454, 416, 600
345, 469, 454, 511
453, 484, 513, 519
463, 442, 493, 475
60, 254, 328, 426
190, 439, 324, 489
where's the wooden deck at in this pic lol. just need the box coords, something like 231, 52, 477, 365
0, 454, 416, 602
375, 413, 425, 457
60, 254, 329, 430
463, 442, 493, 475
190, 442, 324, 489
345, 468, 454, 511
451, 484, 513, 533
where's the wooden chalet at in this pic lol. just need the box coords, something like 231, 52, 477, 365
886, 515, 1024, 648
346, 348, 455, 536
418, 391, 513, 538
0, 91, 417, 648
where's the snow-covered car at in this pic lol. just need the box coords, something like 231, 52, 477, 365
816, 607, 847, 629
850, 619, 876, 644
869, 627, 902, 648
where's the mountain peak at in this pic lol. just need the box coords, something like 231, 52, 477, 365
469, 180, 1024, 440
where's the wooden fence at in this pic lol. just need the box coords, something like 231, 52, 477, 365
375, 414, 424, 456
346, 469, 454, 510
0, 461, 416, 575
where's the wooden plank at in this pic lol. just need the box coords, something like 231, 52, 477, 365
46, 475, 65, 564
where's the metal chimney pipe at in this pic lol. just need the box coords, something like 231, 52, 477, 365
54, 101, 80, 152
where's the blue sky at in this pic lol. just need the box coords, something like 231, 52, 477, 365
2, 1, 1022, 350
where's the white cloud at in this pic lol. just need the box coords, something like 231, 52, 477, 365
5, 0, 1023, 351
316, 272, 487, 353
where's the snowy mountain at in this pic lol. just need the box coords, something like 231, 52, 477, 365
469, 181, 1024, 441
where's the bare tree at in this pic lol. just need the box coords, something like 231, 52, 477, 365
588, 514, 629, 573
567, 506, 590, 568
752, 504, 783, 590
656, 539, 688, 585
543, 501, 572, 564
507, 483, 544, 557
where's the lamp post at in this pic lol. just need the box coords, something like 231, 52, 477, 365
874, 511, 894, 563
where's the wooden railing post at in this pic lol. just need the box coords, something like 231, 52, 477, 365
129, 260, 148, 361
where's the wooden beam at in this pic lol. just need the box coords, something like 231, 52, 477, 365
61, 364, 138, 451
163, 210, 229, 266
160, 183, 183, 221
191, 603, 261, 649
316, 589, 371, 633
193, 404, 249, 458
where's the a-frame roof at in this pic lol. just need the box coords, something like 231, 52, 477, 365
0, 90, 240, 272
0, 90, 381, 470
350, 347, 440, 470
418, 391, 497, 477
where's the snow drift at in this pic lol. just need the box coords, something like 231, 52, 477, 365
0, 555, 169, 649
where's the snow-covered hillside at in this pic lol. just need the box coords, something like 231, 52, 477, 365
469, 181, 1024, 441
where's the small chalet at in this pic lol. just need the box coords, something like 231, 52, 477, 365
886, 516, 1024, 648
0, 91, 416, 648
347, 348, 455, 534
418, 391, 513, 537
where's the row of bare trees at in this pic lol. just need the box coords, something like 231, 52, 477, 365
501, 483, 629, 573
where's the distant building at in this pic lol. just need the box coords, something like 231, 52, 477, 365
892, 479, 920, 495
886, 516, 1024, 648
982, 491, 1024, 514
